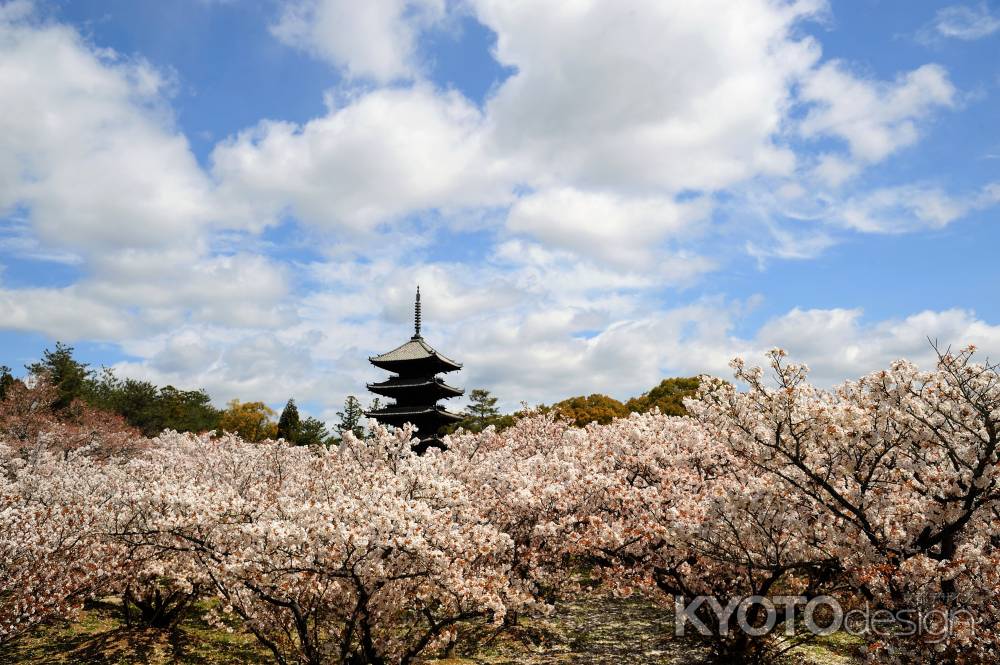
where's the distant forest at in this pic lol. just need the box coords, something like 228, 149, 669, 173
1, 342, 701, 442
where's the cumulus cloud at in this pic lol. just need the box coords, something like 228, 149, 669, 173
0, 11, 213, 253
101, 252, 1000, 413
213, 0, 979, 256
270, 0, 446, 82
799, 62, 956, 169
0, 8, 291, 341
456, 303, 1000, 406
113, 326, 338, 408
0, 251, 292, 341
505, 188, 710, 268
0, 287, 138, 340
214, 0, 842, 253
211, 85, 511, 233
475, 0, 820, 193
752, 307, 1000, 385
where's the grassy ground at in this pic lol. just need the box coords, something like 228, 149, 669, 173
0, 592, 864, 664
0, 597, 271, 664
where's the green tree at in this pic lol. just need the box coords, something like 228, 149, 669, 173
88, 369, 160, 433
218, 400, 278, 442
0, 365, 14, 401
276, 399, 301, 442
466, 389, 499, 426
625, 377, 701, 417
295, 417, 330, 446
445, 389, 516, 434
88, 368, 220, 436
155, 386, 219, 433
26, 342, 90, 411
548, 394, 629, 427
336, 396, 365, 439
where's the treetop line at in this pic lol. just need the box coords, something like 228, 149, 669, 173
0, 305, 701, 450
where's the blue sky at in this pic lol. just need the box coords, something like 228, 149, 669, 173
0, 0, 998, 420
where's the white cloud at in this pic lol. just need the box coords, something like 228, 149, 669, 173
445, 300, 1000, 406
0, 8, 291, 341
0, 219, 82, 265
0, 286, 138, 339
505, 188, 710, 268
211, 85, 511, 234
77, 226, 1000, 416
811, 153, 860, 188
0, 12, 213, 254
0, 0, 32, 23
475, 0, 822, 193
270, 0, 446, 82
111, 325, 348, 421
745, 223, 836, 262
922, 3, 1000, 42
734, 179, 1000, 262
84, 252, 293, 329
0, 250, 292, 341
449, 299, 743, 407
835, 182, 1000, 233
227, 0, 978, 255
752, 307, 1000, 385
799, 61, 956, 166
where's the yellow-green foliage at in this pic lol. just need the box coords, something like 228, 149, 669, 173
549, 394, 630, 427
217, 400, 277, 442
625, 377, 701, 416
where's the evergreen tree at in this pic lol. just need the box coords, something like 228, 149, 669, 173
26, 342, 90, 411
296, 417, 330, 446
445, 388, 515, 434
155, 386, 219, 433
277, 399, 301, 442
0, 365, 13, 401
466, 389, 499, 427
88, 368, 220, 436
336, 396, 365, 439
88, 369, 159, 433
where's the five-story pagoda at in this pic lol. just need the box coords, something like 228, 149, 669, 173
365, 288, 464, 452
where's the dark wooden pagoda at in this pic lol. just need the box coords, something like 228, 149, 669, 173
365, 287, 464, 452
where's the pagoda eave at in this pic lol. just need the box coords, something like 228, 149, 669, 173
364, 406, 464, 426
369, 356, 461, 373
366, 379, 463, 400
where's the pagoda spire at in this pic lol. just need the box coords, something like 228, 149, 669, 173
413, 286, 422, 339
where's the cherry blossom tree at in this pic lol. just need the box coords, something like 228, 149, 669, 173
443, 414, 613, 629
0, 444, 123, 644
0, 377, 141, 460
558, 411, 840, 664
112, 427, 527, 665
689, 346, 1000, 662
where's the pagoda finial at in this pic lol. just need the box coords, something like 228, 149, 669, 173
413, 286, 422, 338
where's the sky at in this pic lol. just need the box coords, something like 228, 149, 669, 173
0, 0, 998, 423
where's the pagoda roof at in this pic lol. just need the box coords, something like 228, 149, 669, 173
365, 404, 465, 422
367, 376, 464, 397
369, 336, 462, 372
